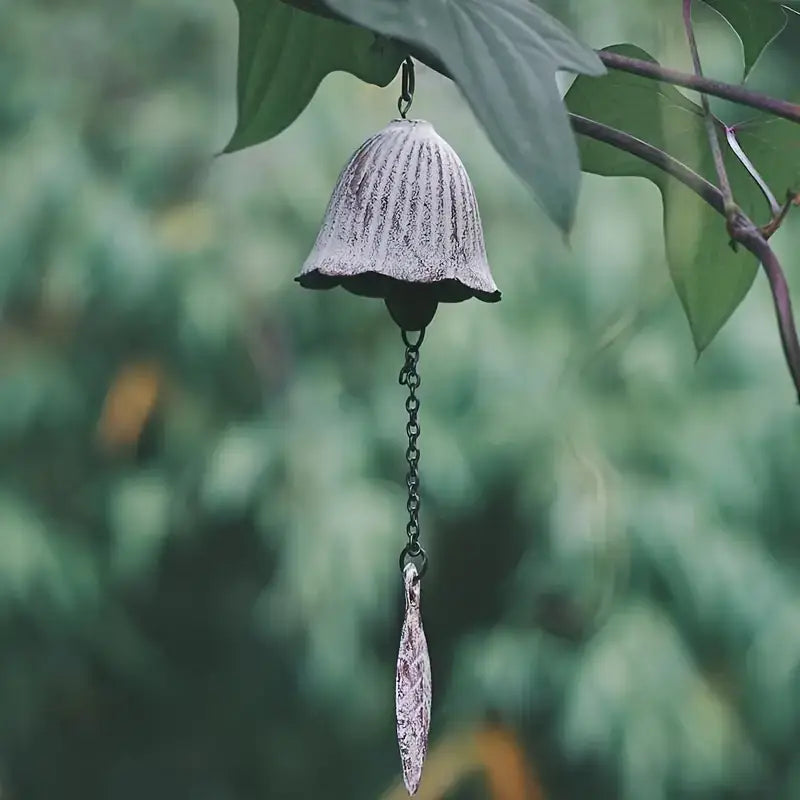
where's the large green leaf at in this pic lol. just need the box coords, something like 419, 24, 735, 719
703, 0, 787, 75
566, 45, 771, 352
321, 0, 605, 233
225, 0, 406, 152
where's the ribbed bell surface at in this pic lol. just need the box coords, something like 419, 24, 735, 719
296, 118, 500, 329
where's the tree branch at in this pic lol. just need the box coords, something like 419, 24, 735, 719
598, 51, 800, 125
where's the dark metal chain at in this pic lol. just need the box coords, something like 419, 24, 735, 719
398, 328, 427, 578
397, 57, 415, 119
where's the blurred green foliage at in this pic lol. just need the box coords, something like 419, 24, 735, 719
2, 1, 800, 799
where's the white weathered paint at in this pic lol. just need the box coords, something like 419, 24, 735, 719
298, 119, 500, 301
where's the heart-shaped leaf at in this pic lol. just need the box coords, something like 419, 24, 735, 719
225, 0, 406, 153
322, 0, 605, 233
567, 45, 775, 352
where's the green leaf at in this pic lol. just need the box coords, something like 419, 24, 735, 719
566, 45, 770, 352
322, 0, 605, 233
725, 11, 800, 201
702, 0, 787, 75
225, 0, 406, 152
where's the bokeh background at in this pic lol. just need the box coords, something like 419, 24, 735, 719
2, 1, 800, 798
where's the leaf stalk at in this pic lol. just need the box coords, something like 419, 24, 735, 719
682, 0, 734, 213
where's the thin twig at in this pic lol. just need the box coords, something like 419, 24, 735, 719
683, 0, 734, 211
760, 190, 799, 239
569, 115, 724, 212
598, 51, 800, 125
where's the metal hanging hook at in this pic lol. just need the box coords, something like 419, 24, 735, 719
397, 57, 415, 119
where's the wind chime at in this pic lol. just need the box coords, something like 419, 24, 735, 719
296, 58, 501, 795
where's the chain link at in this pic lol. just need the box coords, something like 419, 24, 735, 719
398, 328, 427, 578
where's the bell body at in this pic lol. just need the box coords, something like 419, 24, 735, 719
297, 118, 500, 329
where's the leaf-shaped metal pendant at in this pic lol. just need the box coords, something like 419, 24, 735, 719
395, 562, 432, 795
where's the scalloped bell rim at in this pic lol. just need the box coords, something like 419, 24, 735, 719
295, 271, 500, 304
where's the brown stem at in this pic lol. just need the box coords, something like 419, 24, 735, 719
731, 213, 800, 402
569, 115, 724, 212
598, 51, 800, 125
683, 0, 734, 210
761, 191, 797, 239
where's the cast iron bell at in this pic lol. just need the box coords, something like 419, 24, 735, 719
296, 118, 501, 330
